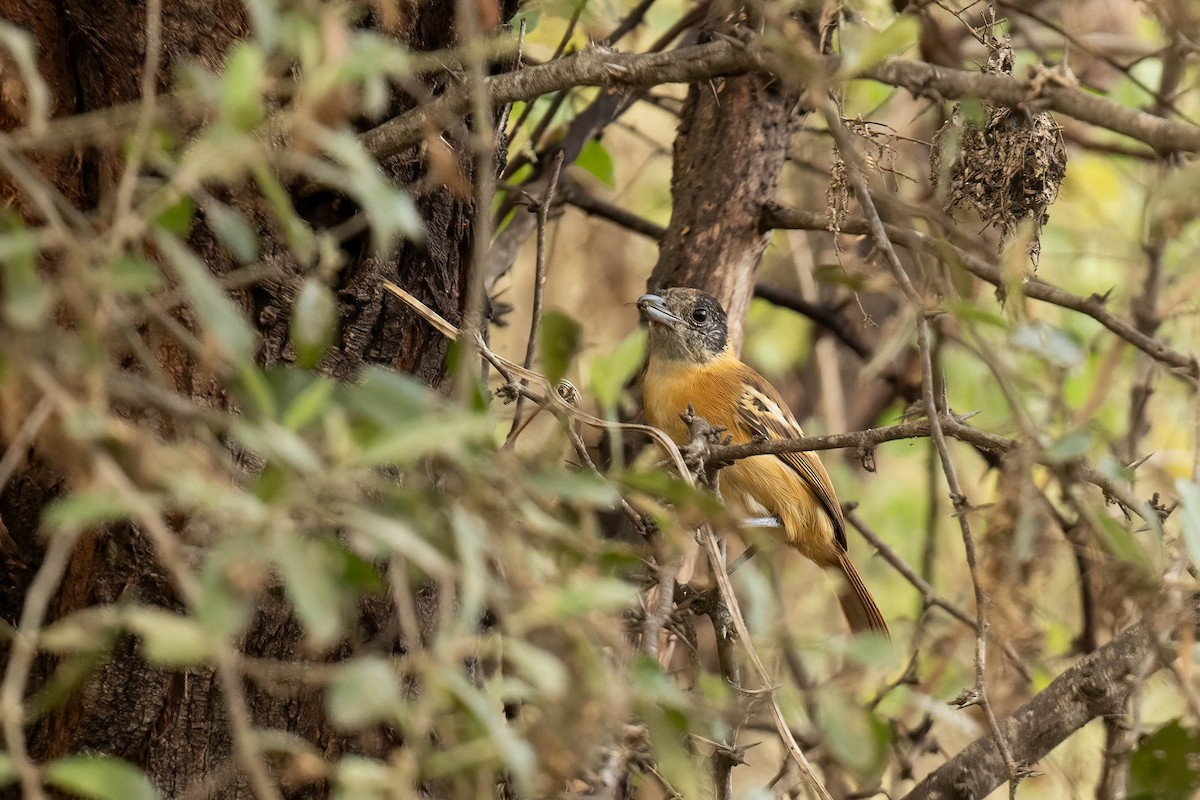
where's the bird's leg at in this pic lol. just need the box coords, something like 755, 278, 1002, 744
726, 543, 760, 575
678, 404, 731, 486
739, 516, 782, 529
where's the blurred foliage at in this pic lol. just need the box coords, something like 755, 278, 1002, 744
2, 0, 1200, 799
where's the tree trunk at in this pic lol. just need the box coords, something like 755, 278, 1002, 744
647, 9, 803, 348
0, 1, 510, 796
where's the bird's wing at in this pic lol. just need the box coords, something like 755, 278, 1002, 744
733, 369, 848, 551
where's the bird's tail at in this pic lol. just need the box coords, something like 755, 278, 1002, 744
833, 551, 890, 638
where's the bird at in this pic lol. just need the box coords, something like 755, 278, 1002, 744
637, 287, 889, 638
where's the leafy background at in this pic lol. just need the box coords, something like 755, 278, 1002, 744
1, 0, 1200, 798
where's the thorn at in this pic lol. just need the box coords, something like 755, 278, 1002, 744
949, 688, 982, 709
714, 742, 753, 768
1126, 452, 1153, 471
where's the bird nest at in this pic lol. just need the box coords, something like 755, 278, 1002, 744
930, 36, 1067, 267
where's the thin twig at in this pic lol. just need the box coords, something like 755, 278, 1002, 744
845, 508, 1033, 682
381, 280, 692, 478
699, 527, 834, 800
763, 204, 1198, 380
506, 151, 565, 441
0, 526, 79, 800
0, 398, 52, 495
559, 177, 668, 241
818, 97, 1024, 794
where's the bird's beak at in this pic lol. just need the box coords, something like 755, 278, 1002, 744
637, 294, 682, 329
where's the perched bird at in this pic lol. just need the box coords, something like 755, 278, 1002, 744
638, 288, 889, 637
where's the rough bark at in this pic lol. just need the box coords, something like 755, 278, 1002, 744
646, 10, 802, 348
0, 0, 511, 796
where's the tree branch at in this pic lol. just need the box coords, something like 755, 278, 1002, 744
862, 57, 1200, 154
358, 38, 1200, 165
559, 177, 668, 241
763, 205, 1198, 379
15, 36, 1200, 163
901, 597, 1198, 800
361, 39, 761, 161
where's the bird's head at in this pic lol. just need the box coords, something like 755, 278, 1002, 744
637, 288, 729, 364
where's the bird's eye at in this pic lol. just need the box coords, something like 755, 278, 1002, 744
691, 307, 708, 324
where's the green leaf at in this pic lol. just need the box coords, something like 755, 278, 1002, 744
946, 300, 1008, 329
346, 366, 435, 424
290, 278, 338, 369
630, 667, 700, 800
575, 139, 615, 188
842, 629, 897, 668
510, 7, 541, 33
328, 657, 402, 730
817, 691, 890, 777
252, 461, 289, 502
153, 194, 195, 237
502, 640, 568, 698
957, 98, 987, 125
312, 127, 424, 251
242, 0, 280, 50
282, 374, 336, 431
253, 164, 315, 263
332, 757, 391, 800
629, 654, 691, 710
837, 15, 919, 77
590, 328, 645, 410
550, 578, 636, 618
1011, 322, 1084, 368
234, 364, 278, 419
1176, 479, 1200, 569
450, 507, 488, 631
207, 203, 260, 263
435, 670, 537, 793
1097, 453, 1136, 483
276, 537, 344, 648
40, 608, 119, 653
221, 42, 266, 130
1093, 511, 1156, 582
125, 608, 213, 667
0, 222, 51, 330
337, 544, 385, 592
1043, 430, 1094, 463
1129, 720, 1200, 800
343, 509, 453, 578
538, 310, 581, 384
45, 755, 159, 800
617, 469, 722, 513
43, 491, 131, 534
0, 752, 14, 787
104, 255, 163, 295
526, 470, 619, 507
156, 232, 256, 364
356, 413, 495, 467
193, 562, 252, 640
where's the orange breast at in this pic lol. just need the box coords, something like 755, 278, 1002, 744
642, 355, 748, 445
641, 355, 841, 563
